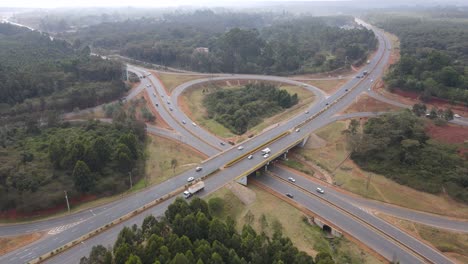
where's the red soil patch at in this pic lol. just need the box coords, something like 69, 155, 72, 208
0, 232, 45, 256
341, 94, 401, 114
426, 123, 468, 145
0, 194, 96, 220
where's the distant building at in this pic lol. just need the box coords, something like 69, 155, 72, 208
194, 47, 209, 53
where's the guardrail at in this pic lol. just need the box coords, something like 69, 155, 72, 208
224, 130, 291, 168
266, 171, 434, 264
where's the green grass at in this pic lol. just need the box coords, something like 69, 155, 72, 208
206, 184, 383, 263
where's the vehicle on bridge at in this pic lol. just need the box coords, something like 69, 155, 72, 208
261, 147, 271, 155
184, 181, 205, 198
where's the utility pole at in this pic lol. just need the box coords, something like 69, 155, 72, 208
64, 190, 70, 213
129, 171, 133, 189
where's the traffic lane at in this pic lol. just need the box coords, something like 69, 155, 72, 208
145, 76, 224, 154
255, 174, 424, 264
144, 84, 220, 156
44, 197, 176, 264
269, 167, 452, 264
271, 166, 468, 232
169, 74, 327, 145
3, 20, 392, 256
1, 180, 182, 263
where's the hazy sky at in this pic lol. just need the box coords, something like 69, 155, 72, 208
1, 0, 342, 8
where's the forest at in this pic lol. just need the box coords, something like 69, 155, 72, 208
0, 22, 141, 214
68, 11, 376, 74
80, 197, 336, 264
0, 23, 126, 116
0, 110, 146, 214
203, 83, 298, 134
366, 12, 468, 104
348, 111, 467, 203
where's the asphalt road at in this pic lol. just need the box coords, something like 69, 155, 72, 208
0, 22, 462, 264
254, 173, 452, 264
270, 166, 468, 233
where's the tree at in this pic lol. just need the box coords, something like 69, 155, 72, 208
443, 108, 454, 121
171, 158, 178, 175
125, 254, 142, 264
72, 160, 93, 193
412, 103, 427, 117
170, 253, 189, 264
315, 252, 335, 264
208, 197, 224, 215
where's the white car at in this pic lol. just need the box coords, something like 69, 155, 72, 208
454, 114, 461, 118
169, 107, 173, 111
195, 166, 202, 172
305, 110, 309, 114
263, 154, 270, 159
316, 187, 325, 194
288, 177, 296, 183
295, 128, 300, 132
237, 146, 244, 150
247, 155, 253, 160
187, 177, 194, 182
192, 122, 197, 127
182, 120, 186, 124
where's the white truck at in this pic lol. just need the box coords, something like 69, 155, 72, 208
261, 147, 271, 155
184, 181, 205, 199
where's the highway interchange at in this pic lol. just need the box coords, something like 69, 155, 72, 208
1, 21, 467, 264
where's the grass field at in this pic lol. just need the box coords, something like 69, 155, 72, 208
206, 184, 382, 263
291, 121, 468, 218
378, 214, 468, 263
156, 72, 205, 94
180, 82, 315, 140
304, 79, 347, 94
144, 134, 205, 186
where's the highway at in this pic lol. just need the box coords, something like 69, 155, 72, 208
270, 166, 468, 233
0, 21, 463, 264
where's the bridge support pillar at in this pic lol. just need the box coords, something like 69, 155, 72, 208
236, 176, 248, 186
283, 151, 288, 160
300, 135, 310, 147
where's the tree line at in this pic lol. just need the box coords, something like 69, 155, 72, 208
80, 197, 337, 264
203, 83, 299, 135
366, 12, 468, 104
347, 111, 467, 203
69, 11, 376, 75
0, 23, 127, 116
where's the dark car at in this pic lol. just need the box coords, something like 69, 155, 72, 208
286, 193, 294, 198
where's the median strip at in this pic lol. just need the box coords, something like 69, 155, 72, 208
266, 171, 436, 264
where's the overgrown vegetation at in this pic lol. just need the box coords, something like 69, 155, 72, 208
80, 197, 338, 264
348, 110, 467, 203
366, 12, 468, 104
0, 23, 126, 116
203, 83, 298, 134
69, 11, 376, 74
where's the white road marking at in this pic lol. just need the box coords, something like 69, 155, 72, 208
47, 220, 84, 235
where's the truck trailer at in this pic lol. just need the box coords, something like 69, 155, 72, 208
184, 181, 205, 198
